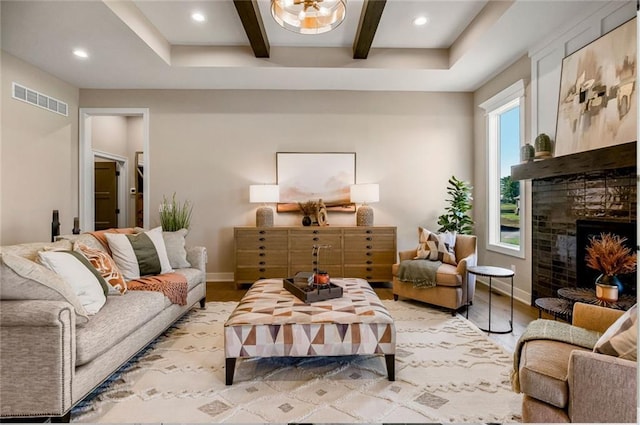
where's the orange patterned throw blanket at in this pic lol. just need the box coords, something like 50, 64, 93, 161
128, 273, 188, 306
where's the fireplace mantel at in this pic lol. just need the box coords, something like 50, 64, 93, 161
511, 141, 636, 181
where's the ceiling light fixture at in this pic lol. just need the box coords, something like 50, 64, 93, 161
413, 16, 428, 26
271, 0, 346, 34
73, 49, 89, 59
191, 12, 206, 22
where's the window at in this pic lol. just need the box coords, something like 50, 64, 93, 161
480, 80, 525, 258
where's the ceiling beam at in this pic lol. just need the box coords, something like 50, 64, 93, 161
233, 0, 270, 58
352, 0, 386, 59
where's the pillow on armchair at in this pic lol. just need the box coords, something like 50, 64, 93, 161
594, 303, 637, 360
414, 227, 457, 265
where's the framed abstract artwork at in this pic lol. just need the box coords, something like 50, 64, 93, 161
555, 18, 636, 157
276, 152, 356, 213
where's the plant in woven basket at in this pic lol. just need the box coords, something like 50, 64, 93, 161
159, 193, 193, 231
585, 232, 637, 277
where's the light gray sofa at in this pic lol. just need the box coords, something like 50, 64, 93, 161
0, 233, 207, 422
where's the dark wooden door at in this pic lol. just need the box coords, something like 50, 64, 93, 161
94, 161, 118, 230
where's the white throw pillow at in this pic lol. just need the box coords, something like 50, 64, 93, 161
37, 250, 107, 315
162, 229, 191, 269
106, 226, 173, 280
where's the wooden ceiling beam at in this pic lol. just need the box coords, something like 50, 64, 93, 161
352, 0, 386, 59
233, 0, 270, 58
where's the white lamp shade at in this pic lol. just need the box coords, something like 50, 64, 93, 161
250, 185, 280, 203
350, 184, 379, 204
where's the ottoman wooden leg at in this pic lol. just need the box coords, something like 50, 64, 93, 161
225, 358, 236, 385
385, 354, 395, 381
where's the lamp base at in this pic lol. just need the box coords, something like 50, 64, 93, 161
356, 205, 374, 226
256, 206, 274, 227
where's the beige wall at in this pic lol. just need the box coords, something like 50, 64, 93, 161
79, 89, 474, 278
473, 55, 532, 302
1, 51, 79, 244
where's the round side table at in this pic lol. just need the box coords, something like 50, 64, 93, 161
467, 265, 514, 334
557, 287, 636, 311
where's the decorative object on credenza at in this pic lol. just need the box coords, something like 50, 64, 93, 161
51, 210, 60, 242
276, 152, 356, 213
350, 183, 379, 226
271, 0, 346, 35
534, 133, 553, 159
555, 18, 636, 157
585, 232, 637, 302
437, 176, 474, 235
72, 216, 81, 235
298, 200, 317, 226
249, 185, 279, 227
159, 193, 193, 232
520, 143, 535, 163
316, 199, 329, 226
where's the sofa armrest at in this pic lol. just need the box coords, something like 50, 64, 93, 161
568, 350, 637, 423
398, 249, 417, 262
572, 302, 624, 333
0, 300, 76, 418
186, 246, 207, 273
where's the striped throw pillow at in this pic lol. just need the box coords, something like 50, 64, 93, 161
105, 227, 173, 281
414, 227, 457, 265
594, 304, 637, 360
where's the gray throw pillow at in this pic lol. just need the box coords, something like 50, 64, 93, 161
162, 229, 191, 269
0, 253, 90, 325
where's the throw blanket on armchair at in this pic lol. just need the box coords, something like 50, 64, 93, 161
510, 319, 601, 393
128, 273, 188, 305
397, 259, 442, 289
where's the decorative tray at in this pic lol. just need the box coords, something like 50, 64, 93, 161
283, 277, 343, 303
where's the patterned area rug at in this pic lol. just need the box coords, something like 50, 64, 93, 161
72, 300, 522, 423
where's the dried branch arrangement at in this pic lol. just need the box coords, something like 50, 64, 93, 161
585, 232, 637, 276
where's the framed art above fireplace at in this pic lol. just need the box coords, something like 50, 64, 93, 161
276, 152, 356, 213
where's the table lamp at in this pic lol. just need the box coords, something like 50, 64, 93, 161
350, 183, 379, 226
249, 184, 279, 227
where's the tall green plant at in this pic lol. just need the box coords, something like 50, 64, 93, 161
159, 193, 193, 231
437, 176, 474, 234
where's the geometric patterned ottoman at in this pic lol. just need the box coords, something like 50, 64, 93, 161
224, 277, 395, 385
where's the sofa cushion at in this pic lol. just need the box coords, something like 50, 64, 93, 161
37, 250, 108, 315
106, 227, 173, 280
519, 339, 591, 408
414, 227, 457, 265
75, 290, 166, 366
594, 303, 637, 360
0, 253, 90, 325
163, 229, 191, 269
75, 241, 127, 294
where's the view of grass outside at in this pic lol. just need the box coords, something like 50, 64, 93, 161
499, 107, 520, 246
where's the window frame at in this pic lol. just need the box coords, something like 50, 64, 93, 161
479, 80, 526, 259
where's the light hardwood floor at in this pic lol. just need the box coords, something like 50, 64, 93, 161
205, 280, 542, 353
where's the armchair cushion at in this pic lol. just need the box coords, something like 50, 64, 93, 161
391, 262, 460, 286
594, 303, 637, 360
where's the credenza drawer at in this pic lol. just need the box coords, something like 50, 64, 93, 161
343, 250, 396, 264
235, 266, 289, 282
344, 265, 393, 281
236, 251, 288, 266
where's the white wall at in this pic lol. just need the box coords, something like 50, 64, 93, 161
1, 51, 79, 244
79, 89, 474, 278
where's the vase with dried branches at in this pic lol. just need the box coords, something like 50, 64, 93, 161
298, 201, 317, 226
585, 232, 637, 301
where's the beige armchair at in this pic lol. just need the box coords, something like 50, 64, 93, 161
516, 302, 637, 423
391, 234, 477, 315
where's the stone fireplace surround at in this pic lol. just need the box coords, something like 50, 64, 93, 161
511, 141, 637, 304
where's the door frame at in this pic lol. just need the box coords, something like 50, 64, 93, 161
93, 150, 128, 228
79, 108, 149, 232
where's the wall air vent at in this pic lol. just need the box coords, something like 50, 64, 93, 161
12, 82, 68, 117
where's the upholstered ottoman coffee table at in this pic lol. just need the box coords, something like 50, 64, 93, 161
224, 277, 395, 385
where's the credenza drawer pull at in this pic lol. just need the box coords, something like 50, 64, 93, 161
366, 230, 373, 234
366, 252, 372, 256
366, 267, 373, 271
259, 268, 266, 272
366, 237, 372, 241
259, 253, 266, 257
313, 237, 319, 241
259, 246, 266, 250
259, 237, 266, 241
259, 261, 266, 265
366, 245, 372, 249
259, 230, 266, 234
313, 230, 319, 234
366, 260, 373, 264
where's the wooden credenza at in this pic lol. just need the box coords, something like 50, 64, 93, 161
234, 226, 397, 287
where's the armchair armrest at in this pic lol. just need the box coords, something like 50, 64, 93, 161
186, 246, 207, 273
398, 249, 417, 262
568, 350, 637, 423
0, 300, 76, 418
572, 302, 624, 333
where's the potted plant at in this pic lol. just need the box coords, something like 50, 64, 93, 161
437, 176, 474, 235
585, 232, 637, 302
159, 193, 193, 231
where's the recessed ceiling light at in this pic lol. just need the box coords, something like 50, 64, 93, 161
73, 49, 88, 59
191, 12, 206, 22
413, 16, 428, 26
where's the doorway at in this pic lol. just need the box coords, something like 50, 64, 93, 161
93, 150, 128, 229
79, 108, 149, 232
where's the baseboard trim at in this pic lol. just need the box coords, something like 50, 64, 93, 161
476, 277, 531, 306
206, 272, 234, 282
